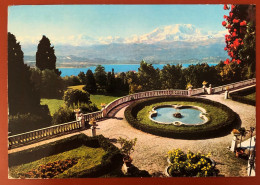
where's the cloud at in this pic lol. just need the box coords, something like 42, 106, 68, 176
17, 24, 227, 46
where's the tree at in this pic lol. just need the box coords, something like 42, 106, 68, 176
160, 64, 185, 89
137, 60, 161, 91
222, 4, 255, 78
63, 89, 91, 107
78, 71, 87, 84
94, 65, 107, 91
8, 32, 51, 133
83, 69, 97, 93
41, 69, 65, 98
8, 32, 40, 115
106, 69, 116, 93
183, 63, 219, 88
36, 35, 61, 75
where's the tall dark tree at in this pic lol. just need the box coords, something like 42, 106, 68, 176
106, 68, 116, 93
94, 65, 107, 91
36, 35, 61, 75
78, 71, 87, 84
8, 32, 40, 115
8, 33, 51, 134
83, 69, 97, 93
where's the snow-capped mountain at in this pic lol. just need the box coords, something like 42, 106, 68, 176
21, 24, 228, 63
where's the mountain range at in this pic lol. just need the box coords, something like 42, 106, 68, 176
21, 24, 228, 66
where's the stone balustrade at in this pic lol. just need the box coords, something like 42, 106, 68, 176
8, 120, 82, 149
8, 78, 256, 149
212, 78, 256, 93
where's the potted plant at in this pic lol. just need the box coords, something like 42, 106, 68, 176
100, 103, 106, 109
89, 118, 97, 126
118, 137, 137, 167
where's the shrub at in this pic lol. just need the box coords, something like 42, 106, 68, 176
63, 89, 90, 107
167, 149, 218, 177
52, 103, 99, 125
9, 105, 52, 135
229, 86, 256, 106
124, 96, 240, 139
52, 106, 75, 125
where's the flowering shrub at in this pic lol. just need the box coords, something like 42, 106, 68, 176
167, 149, 217, 177
18, 158, 78, 178
222, 4, 255, 66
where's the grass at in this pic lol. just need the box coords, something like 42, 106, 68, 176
136, 101, 229, 132
67, 85, 128, 109
41, 85, 128, 112
9, 145, 106, 178
244, 92, 256, 101
90, 94, 122, 109
40, 98, 65, 116
68, 85, 85, 91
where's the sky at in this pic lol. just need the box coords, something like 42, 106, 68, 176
8, 5, 227, 46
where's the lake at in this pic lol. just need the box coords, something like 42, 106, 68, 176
58, 63, 217, 77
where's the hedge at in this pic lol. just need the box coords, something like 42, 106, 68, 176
229, 86, 256, 106
9, 134, 122, 178
125, 96, 240, 139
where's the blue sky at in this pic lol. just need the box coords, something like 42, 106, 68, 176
8, 5, 227, 46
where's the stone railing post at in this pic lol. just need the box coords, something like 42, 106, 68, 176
207, 84, 212, 94
188, 87, 192, 96
80, 113, 86, 129
230, 135, 239, 152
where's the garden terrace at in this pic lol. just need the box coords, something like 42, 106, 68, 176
8, 78, 255, 149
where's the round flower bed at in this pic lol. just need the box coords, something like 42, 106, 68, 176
124, 96, 240, 139
165, 149, 218, 177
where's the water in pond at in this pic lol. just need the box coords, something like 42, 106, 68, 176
152, 107, 204, 124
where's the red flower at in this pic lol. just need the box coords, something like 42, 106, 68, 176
240, 20, 247, 26
229, 12, 233, 17
236, 59, 241, 64
231, 5, 236, 11
227, 25, 232, 29
224, 47, 228, 51
233, 19, 239, 23
224, 59, 230, 65
223, 15, 228, 19
222, 21, 227, 26
232, 32, 237, 37
224, 4, 229, 10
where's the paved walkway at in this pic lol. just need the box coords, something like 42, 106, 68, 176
9, 89, 256, 177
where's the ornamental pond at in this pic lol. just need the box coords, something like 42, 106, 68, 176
150, 105, 207, 125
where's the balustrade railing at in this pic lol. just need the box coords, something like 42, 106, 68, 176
8, 78, 255, 149
8, 120, 81, 149
212, 78, 255, 93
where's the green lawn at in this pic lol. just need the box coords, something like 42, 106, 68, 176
40, 99, 64, 116
68, 85, 127, 109
41, 85, 128, 112
90, 94, 122, 109
9, 145, 106, 178
68, 85, 85, 91
244, 92, 256, 101
137, 101, 229, 132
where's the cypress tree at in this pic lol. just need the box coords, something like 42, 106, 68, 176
8, 32, 40, 115
83, 69, 97, 93
36, 35, 61, 75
